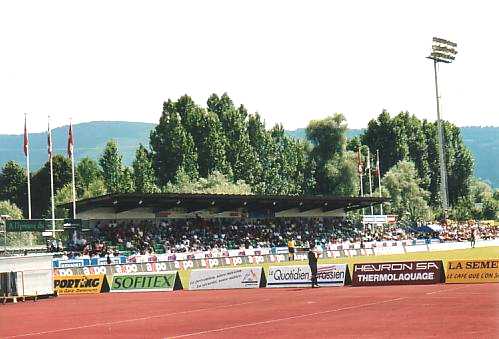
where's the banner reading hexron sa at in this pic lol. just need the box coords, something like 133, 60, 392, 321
352, 260, 443, 286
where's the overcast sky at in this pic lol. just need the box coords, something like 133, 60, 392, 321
1, 0, 498, 134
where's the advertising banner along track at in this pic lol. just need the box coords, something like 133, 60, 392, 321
109, 271, 181, 292
189, 267, 264, 290
53, 254, 287, 277
445, 259, 499, 284
53, 274, 107, 294
352, 260, 443, 286
267, 264, 348, 288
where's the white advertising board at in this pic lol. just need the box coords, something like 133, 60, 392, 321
189, 267, 263, 290
267, 264, 348, 288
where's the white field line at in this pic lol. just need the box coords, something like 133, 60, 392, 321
3, 300, 267, 338
425, 285, 473, 295
167, 297, 408, 338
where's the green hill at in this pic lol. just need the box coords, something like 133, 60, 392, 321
0, 121, 154, 170
0, 122, 497, 188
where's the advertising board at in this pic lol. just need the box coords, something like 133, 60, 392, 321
189, 267, 263, 290
53, 254, 287, 277
445, 259, 499, 284
109, 271, 179, 292
352, 260, 443, 286
267, 264, 348, 288
53, 274, 106, 294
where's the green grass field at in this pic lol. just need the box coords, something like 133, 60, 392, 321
177, 246, 499, 287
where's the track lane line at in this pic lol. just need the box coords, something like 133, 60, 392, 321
3, 300, 268, 338
425, 284, 473, 295
167, 296, 408, 338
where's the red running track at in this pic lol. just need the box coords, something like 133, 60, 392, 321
0, 284, 498, 338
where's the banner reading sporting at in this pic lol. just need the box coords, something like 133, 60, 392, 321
189, 267, 263, 290
267, 264, 348, 288
110, 271, 179, 292
53, 274, 106, 294
445, 259, 499, 283
352, 260, 443, 286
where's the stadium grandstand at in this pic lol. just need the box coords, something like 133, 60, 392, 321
57, 193, 385, 256
54, 193, 497, 260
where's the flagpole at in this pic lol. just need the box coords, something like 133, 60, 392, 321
357, 148, 365, 216
48, 117, 56, 237
24, 114, 32, 219
69, 120, 76, 219
377, 149, 383, 215
367, 148, 374, 215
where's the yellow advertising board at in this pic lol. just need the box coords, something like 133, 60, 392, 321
53, 274, 106, 294
445, 259, 499, 284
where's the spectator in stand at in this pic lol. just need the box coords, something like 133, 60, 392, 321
287, 238, 296, 261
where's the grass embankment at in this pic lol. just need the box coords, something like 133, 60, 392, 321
177, 246, 499, 288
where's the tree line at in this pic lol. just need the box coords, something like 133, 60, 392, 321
0, 93, 497, 223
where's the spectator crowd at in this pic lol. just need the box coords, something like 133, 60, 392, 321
63, 218, 498, 258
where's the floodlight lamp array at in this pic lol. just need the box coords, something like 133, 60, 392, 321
428, 37, 458, 63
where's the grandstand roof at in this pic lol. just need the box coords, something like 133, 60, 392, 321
66, 193, 388, 220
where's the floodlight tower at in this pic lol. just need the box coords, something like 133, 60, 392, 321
427, 37, 458, 219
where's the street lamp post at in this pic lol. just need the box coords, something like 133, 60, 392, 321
427, 37, 458, 219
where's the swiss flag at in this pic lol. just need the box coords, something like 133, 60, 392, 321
357, 149, 363, 174
374, 150, 381, 176
67, 122, 74, 158
47, 122, 52, 159
23, 115, 29, 156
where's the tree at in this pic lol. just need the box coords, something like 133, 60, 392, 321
323, 151, 359, 196
150, 100, 199, 186
0, 161, 27, 215
207, 94, 258, 185
119, 167, 135, 193
81, 178, 107, 199
481, 198, 498, 220
165, 171, 252, 195
362, 111, 474, 208
361, 110, 402, 176
451, 197, 475, 221
0, 200, 23, 219
99, 140, 126, 193
306, 114, 354, 195
30, 155, 72, 218
306, 114, 348, 163
198, 112, 232, 177
381, 160, 433, 224
132, 144, 158, 193
54, 184, 73, 218
77, 157, 101, 193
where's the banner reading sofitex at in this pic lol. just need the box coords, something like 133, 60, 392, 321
267, 264, 348, 288
445, 259, 499, 284
109, 271, 181, 292
189, 267, 263, 290
53, 274, 107, 294
352, 260, 443, 286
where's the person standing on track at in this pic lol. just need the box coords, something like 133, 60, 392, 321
288, 238, 296, 261
308, 243, 319, 288
470, 228, 476, 248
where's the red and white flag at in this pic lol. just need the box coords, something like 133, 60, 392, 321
23, 115, 29, 156
67, 122, 74, 158
375, 150, 381, 176
357, 148, 363, 174
47, 121, 52, 159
